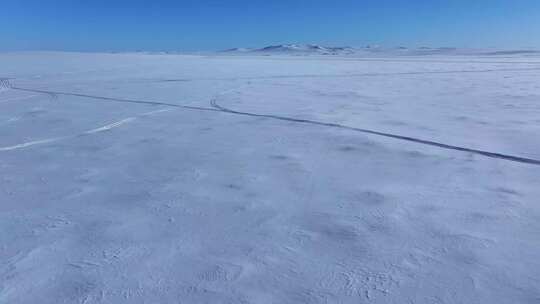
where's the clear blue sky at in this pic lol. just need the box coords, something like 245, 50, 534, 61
1, 0, 539, 51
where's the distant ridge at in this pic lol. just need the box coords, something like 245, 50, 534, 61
221, 44, 355, 55
219, 44, 540, 57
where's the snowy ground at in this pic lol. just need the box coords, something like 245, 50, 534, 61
1, 52, 540, 304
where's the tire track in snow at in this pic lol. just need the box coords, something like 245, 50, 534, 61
11, 86, 218, 111
0, 108, 173, 152
210, 97, 540, 166
1, 78, 59, 100
8, 85, 540, 166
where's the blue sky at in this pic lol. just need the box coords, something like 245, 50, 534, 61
1, 0, 539, 51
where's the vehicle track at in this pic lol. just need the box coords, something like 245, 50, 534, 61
8, 85, 540, 166
210, 97, 540, 166
11, 86, 219, 112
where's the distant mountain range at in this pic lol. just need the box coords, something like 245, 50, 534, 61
222, 44, 356, 55
220, 44, 540, 56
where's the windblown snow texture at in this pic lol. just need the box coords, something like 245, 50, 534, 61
1, 50, 540, 304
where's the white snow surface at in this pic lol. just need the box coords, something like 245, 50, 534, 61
1, 51, 540, 303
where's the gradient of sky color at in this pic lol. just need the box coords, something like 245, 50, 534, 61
1, 0, 539, 51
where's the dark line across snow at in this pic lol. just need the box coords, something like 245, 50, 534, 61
8, 85, 540, 166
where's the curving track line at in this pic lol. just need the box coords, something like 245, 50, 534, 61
7, 85, 540, 166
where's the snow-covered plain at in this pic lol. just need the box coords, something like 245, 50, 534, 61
1, 51, 540, 303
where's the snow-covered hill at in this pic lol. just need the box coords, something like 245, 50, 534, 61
221, 44, 355, 55
221, 44, 540, 57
